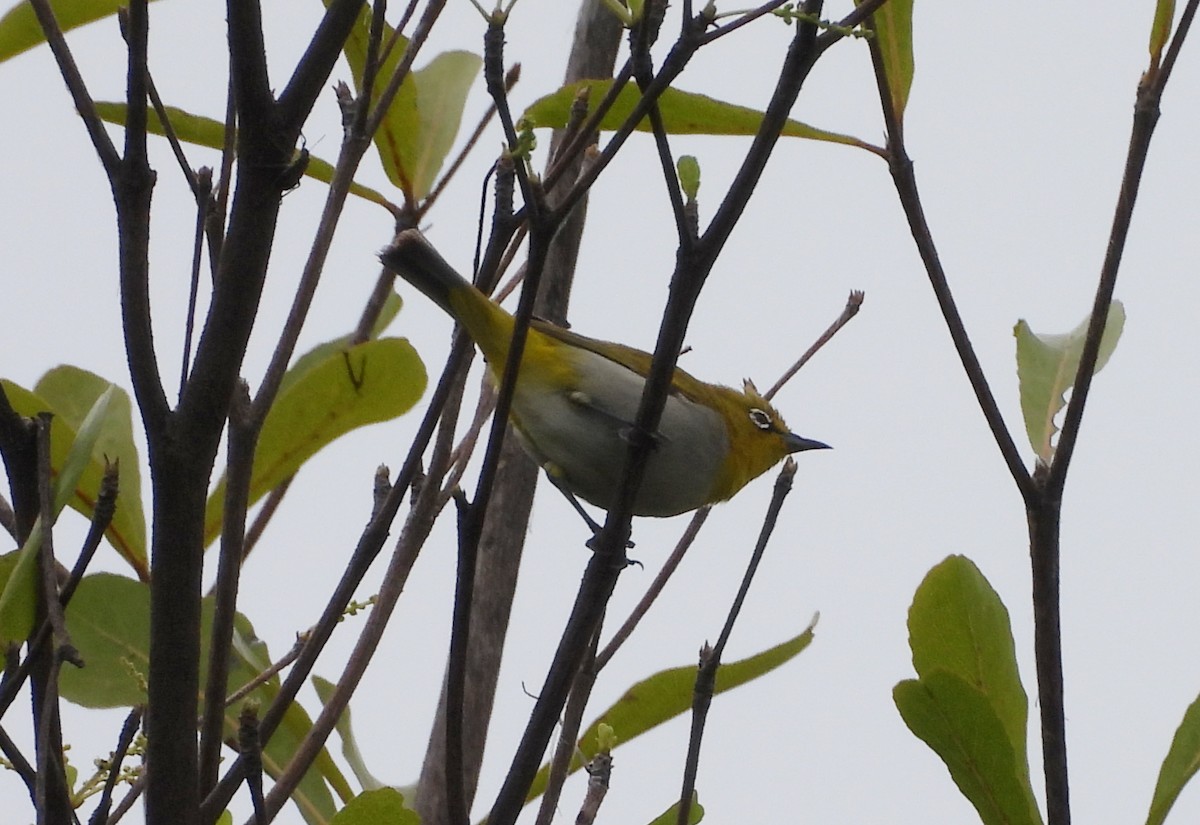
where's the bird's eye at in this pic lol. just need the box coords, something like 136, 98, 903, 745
748, 408, 772, 431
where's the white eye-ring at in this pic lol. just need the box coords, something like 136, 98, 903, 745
748, 408, 772, 430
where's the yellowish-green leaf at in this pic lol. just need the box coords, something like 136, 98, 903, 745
1146, 691, 1200, 825
1, 374, 147, 577
330, 788, 418, 825
0, 384, 117, 645
314, 674, 386, 792
648, 793, 703, 825
1014, 301, 1126, 464
409, 51, 481, 200
0, 549, 33, 647
93, 102, 395, 211
525, 617, 816, 802
204, 337, 426, 545
1150, 0, 1176, 68
334, 1, 481, 201
36, 366, 146, 572
59, 573, 349, 823
0, 0, 162, 63
522, 80, 885, 156
862, 0, 914, 119
677, 155, 700, 201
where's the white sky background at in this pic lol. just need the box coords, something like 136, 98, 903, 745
2, 0, 1200, 823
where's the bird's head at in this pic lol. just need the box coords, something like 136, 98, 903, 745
707, 379, 830, 503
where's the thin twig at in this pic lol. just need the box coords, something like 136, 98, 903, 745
26, 0, 121, 174
699, 0, 791, 44
223, 635, 305, 708
64, 460, 119, 602
181, 168, 212, 387
34, 415, 77, 665
676, 459, 796, 825
106, 773, 146, 825
239, 706, 267, 824
764, 289, 863, 401
87, 707, 143, 825
241, 475, 294, 559
595, 508, 710, 671
575, 751, 612, 825
0, 723, 36, 796
534, 629, 601, 825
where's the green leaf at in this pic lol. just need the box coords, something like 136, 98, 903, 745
1014, 301, 1126, 464
1, 375, 147, 578
908, 556, 1030, 771
330, 788, 418, 825
59, 574, 349, 823
0, 0, 161, 63
204, 337, 426, 545
1146, 692, 1200, 825
92, 102, 395, 211
314, 674, 385, 792
0, 384, 117, 645
35, 367, 147, 575
525, 617, 817, 802
1149, 0, 1176, 68
862, 0, 914, 119
648, 792, 704, 824
522, 80, 885, 156
897, 557, 1041, 825
335, 1, 481, 201
895, 671, 1042, 825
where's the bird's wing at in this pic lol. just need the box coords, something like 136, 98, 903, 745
531, 318, 718, 405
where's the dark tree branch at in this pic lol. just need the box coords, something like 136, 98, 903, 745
25, 0, 121, 175
1026, 8, 1198, 823
278, 0, 371, 130
864, 18, 1034, 502
199, 384, 255, 795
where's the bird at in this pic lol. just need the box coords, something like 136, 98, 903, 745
379, 229, 829, 523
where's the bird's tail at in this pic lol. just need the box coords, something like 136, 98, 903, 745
379, 229, 473, 316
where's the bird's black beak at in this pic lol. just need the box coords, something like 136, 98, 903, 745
784, 433, 831, 453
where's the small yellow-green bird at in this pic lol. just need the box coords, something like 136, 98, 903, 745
380, 229, 828, 520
